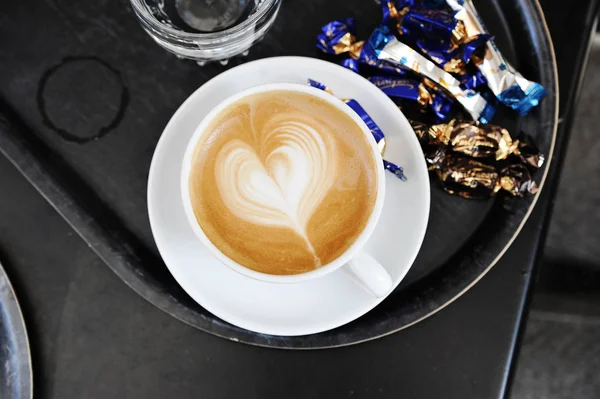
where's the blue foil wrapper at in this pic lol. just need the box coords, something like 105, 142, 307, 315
382, 6, 462, 53
478, 92, 496, 124
497, 80, 547, 116
458, 68, 487, 91
400, 8, 458, 41
431, 93, 454, 121
357, 41, 408, 76
369, 25, 495, 122
316, 18, 362, 56
368, 76, 421, 101
344, 99, 386, 145
341, 58, 360, 73
307, 78, 406, 181
426, 85, 455, 121
413, 33, 492, 86
316, 19, 407, 76
382, 5, 492, 88
370, 76, 455, 121
307, 79, 331, 93
384, 160, 407, 181
403, 18, 491, 78
452, 34, 492, 63
447, 0, 546, 115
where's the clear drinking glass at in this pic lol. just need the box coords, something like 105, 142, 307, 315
130, 0, 282, 65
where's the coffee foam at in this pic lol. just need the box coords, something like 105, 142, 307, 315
189, 91, 378, 275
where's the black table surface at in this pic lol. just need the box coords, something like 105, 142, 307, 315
0, 1, 598, 398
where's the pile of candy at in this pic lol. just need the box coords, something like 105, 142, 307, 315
411, 119, 544, 198
315, 0, 547, 198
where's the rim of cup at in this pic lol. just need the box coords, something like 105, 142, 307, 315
180, 83, 386, 283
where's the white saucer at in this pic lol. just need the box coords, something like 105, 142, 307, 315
147, 57, 430, 336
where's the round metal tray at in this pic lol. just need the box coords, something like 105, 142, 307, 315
0, 262, 32, 398
126, 0, 558, 348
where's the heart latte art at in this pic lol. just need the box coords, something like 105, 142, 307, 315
189, 91, 378, 275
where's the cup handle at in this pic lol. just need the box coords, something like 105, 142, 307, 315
343, 252, 393, 298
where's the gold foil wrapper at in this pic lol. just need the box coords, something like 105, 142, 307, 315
332, 34, 364, 56
412, 119, 532, 162
413, 120, 543, 198
435, 154, 500, 198
500, 164, 538, 196
443, 58, 466, 74
451, 21, 468, 45
515, 134, 545, 168
450, 121, 518, 160
433, 154, 538, 199
417, 83, 433, 108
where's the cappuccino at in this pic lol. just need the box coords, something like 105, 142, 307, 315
188, 91, 378, 275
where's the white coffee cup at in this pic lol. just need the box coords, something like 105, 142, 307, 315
181, 83, 393, 297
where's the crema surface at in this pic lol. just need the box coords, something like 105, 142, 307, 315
189, 91, 378, 275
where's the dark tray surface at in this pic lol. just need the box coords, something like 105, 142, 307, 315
0, 1, 599, 398
0, 0, 557, 348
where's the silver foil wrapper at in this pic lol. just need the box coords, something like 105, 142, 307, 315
446, 0, 546, 115
374, 33, 493, 121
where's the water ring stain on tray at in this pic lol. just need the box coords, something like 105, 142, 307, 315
36, 56, 129, 144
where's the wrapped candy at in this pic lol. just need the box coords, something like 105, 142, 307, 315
434, 150, 501, 198
411, 119, 543, 198
307, 79, 407, 181
411, 119, 545, 166
368, 76, 455, 121
317, 19, 363, 56
318, 0, 547, 119
369, 76, 426, 105
317, 20, 459, 121
499, 164, 539, 197
445, 0, 547, 115
430, 148, 538, 198
380, 4, 492, 82
400, 8, 459, 41
314, 1, 547, 199
449, 122, 517, 160
515, 133, 545, 168
369, 25, 495, 122
317, 18, 406, 76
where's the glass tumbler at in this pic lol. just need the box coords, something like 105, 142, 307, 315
130, 0, 282, 65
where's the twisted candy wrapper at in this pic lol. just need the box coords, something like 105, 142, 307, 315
369, 25, 495, 122
411, 119, 543, 198
432, 151, 538, 199
317, 18, 405, 76
412, 119, 545, 167
446, 0, 547, 115
380, 2, 491, 84
317, 20, 457, 121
